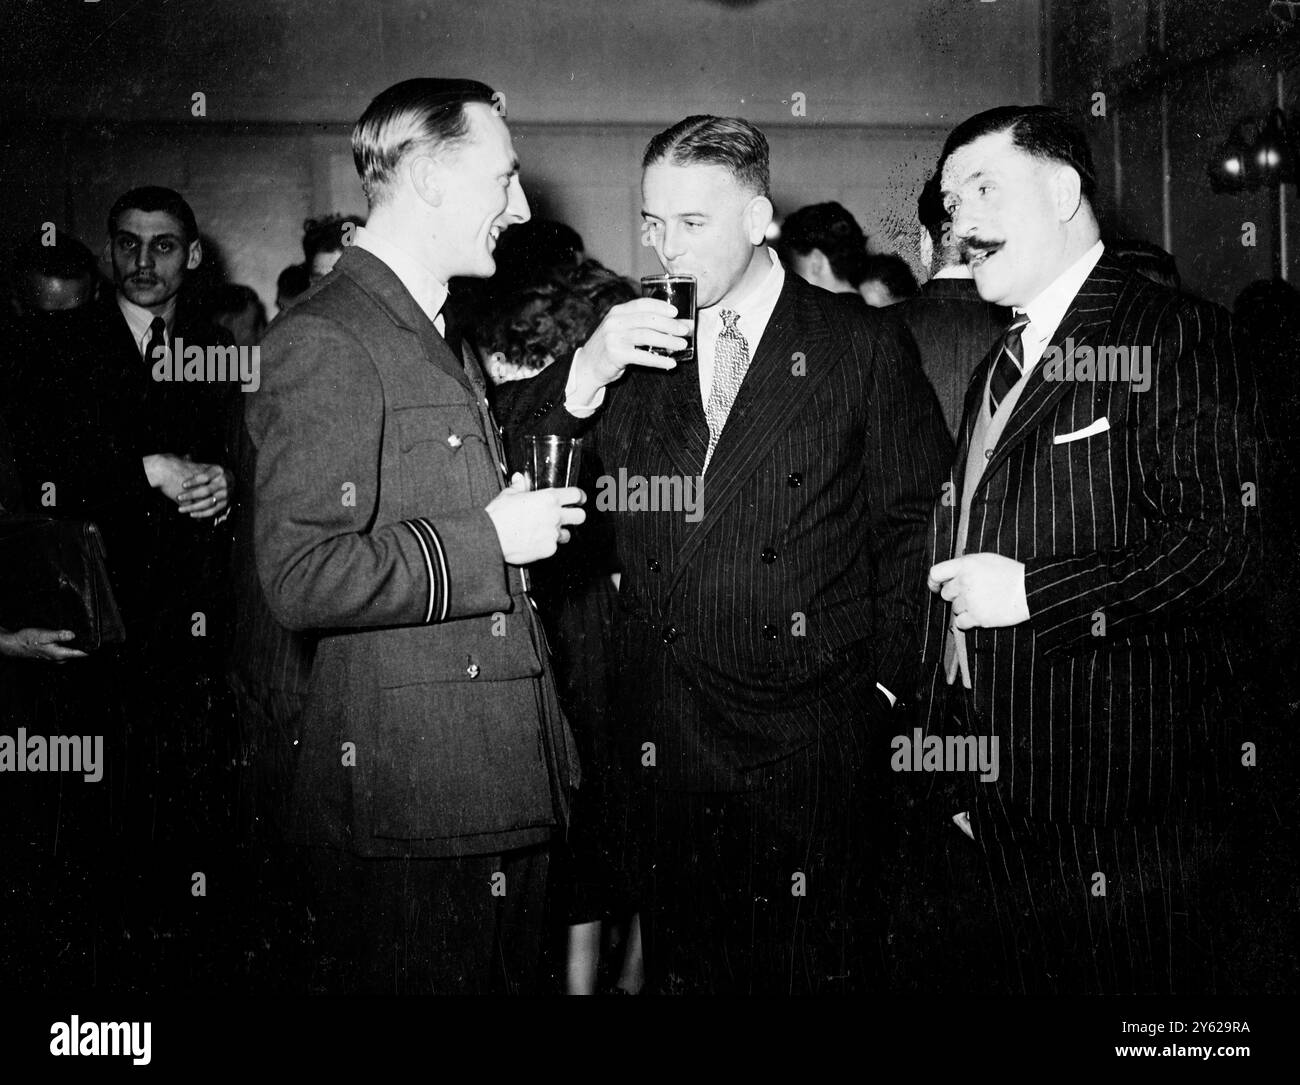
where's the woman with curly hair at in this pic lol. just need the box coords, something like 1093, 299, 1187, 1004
480, 258, 645, 995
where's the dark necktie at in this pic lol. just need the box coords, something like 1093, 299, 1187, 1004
144, 316, 167, 365
987, 312, 1031, 416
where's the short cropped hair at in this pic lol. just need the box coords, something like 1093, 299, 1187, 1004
352, 78, 498, 206
938, 105, 1098, 205
642, 115, 770, 198
860, 253, 920, 301
917, 172, 949, 247
777, 202, 869, 286
14, 230, 97, 281
302, 213, 366, 261
108, 186, 199, 244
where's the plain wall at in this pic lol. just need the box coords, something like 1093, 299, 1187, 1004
0, 0, 1043, 309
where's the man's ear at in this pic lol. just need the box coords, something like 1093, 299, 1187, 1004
186, 238, 203, 271
744, 195, 774, 246
409, 152, 447, 209
1052, 163, 1084, 222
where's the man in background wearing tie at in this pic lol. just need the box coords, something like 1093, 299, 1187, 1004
921, 106, 1261, 994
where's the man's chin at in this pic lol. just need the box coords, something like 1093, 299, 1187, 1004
971, 264, 1010, 306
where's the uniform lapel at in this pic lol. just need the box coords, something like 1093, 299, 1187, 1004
338, 247, 477, 399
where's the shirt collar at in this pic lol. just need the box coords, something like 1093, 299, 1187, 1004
352, 225, 449, 330
1017, 239, 1105, 344
701, 246, 784, 326
117, 292, 176, 355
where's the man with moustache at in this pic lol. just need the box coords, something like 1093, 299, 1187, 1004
921, 106, 1260, 993
507, 115, 951, 992
243, 79, 627, 992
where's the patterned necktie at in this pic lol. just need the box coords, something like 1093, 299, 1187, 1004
987, 312, 1031, 416
144, 316, 167, 366
703, 308, 750, 472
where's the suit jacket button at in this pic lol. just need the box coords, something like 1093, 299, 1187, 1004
466, 661, 480, 678
762, 623, 779, 640
787, 472, 802, 488
761, 547, 777, 564
984, 449, 993, 460
647, 557, 661, 573
661, 624, 679, 644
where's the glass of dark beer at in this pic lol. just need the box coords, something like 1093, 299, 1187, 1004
525, 435, 584, 490
640, 274, 696, 362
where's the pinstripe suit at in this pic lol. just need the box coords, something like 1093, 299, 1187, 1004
917, 252, 1262, 992
510, 269, 951, 990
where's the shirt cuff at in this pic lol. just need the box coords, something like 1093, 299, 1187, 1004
563, 347, 606, 417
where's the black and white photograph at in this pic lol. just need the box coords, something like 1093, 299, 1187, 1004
0, 0, 1295, 1069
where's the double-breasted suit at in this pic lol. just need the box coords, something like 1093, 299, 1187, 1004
508, 266, 950, 992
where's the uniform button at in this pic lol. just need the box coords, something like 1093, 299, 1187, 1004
661, 624, 679, 644
761, 547, 777, 564
787, 472, 803, 488
466, 662, 480, 678
447, 434, 463, 448
984, 449, 993, 460
647, 557, 661, 573
762, 623, 779, 641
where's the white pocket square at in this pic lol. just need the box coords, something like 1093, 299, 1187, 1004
1053, 417, 1110, 444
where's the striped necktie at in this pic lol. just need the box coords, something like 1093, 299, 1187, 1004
703, 308, 749, 472
987, 312, 1031, 416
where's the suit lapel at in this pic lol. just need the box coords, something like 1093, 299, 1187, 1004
664, 277, 840, 593
648, 352, 709, 478
979, 256, 1124, 486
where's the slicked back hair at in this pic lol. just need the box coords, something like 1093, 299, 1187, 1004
108, 186, 199, 245
352, 78, 498, 206
642, 115, 771, 199
938, 105, 1098, 206
777, 202, 869, 286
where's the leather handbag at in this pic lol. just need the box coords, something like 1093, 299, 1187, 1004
0, 515, 127, 650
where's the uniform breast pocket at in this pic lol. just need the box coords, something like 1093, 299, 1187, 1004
394, 403, 483, 514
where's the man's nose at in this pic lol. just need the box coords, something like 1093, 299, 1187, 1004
661, 223, 686, 263
133, 246, 154, 268
507, 177, 531, 225
950, 204, 977, 240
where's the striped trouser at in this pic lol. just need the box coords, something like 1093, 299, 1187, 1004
969, 786, 1227, 995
